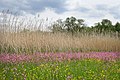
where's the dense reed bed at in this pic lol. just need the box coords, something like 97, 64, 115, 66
0, 10, 120, 53
0, 32, 120, 54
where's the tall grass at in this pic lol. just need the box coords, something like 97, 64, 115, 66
0, 10, 120, 54
0, 31, 120, 54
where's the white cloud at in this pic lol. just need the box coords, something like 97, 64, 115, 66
63, 0, 120, 26
37, 8, 60, 20
1, 0, 120, 27
65, 0, 120, 10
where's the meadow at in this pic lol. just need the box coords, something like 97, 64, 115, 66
0, 52, 120, 80
0, 11, 120, 80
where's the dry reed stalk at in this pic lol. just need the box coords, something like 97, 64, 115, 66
0, 10, 120, 54
0, 32, 120, 53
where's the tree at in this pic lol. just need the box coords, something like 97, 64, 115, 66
64, 16, 85, 34
114, 22, 120, 33
101, 19, 113, 32
94, 19, 113, 34
114, 22, 120, 37
94, 22, 103, 33
65, 17, 76, 33
50, 19, 64, 33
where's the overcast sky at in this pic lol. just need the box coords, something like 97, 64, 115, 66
0, 0, 120, 26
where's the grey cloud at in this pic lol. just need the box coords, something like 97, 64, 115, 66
0, 0, 66, 15
0, 0, 120, 20
95, 4, 109, 11
0, 0, 31, 15
78, 7, 90, 13
95, 4, 120, 19
108, 5, 120, 19
88, 12, 105, 18
27, 0, 67, 14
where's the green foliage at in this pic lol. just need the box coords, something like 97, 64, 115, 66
114, 22, 120, 33
50, 17, 120, 36
94, 19, 113, 34
50, 16, 85, 34
0, 59, 119, 80
50, 19, 64, 33
64, 16, 85, 34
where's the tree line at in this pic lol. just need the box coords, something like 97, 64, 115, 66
50, 16, 120, 36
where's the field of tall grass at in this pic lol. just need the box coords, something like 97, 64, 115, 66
0, 10, 120, 80
0, 31, 120, 54
0, 10, 120, 54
